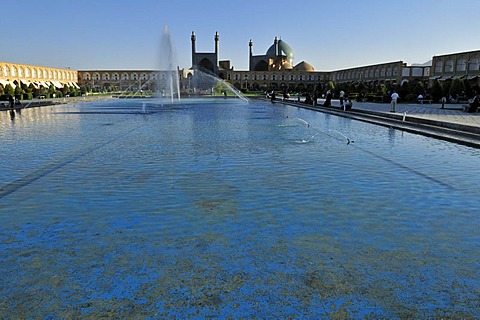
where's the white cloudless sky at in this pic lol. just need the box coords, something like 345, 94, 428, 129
1, 0, 478, 71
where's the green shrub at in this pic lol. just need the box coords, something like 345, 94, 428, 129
22, 93, 33, 100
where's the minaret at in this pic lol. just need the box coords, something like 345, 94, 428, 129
191, 31, 196, 68
249, 39, 253, 71
214, 31, 219, 74
274, 36, 279, 57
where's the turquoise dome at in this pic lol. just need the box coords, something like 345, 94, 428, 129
266, 39, 295, 62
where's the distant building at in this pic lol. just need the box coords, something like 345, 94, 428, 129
77, 69, 193, 93
6, 32, 477, 97
190, 31, 431, 93
430, 50, 480, 91
0, 61, 78, 91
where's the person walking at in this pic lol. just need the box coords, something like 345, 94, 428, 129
9, 95, 14, 110
324, 89, 332, 107
390, 90, 399, 113
339, 90, 345, 109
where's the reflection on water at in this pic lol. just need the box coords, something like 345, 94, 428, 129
1, 99, 479, 318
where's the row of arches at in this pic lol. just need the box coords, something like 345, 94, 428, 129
0, 63, 76, 81
232, 81, 316, 92
81, 72, 175, 82
335, 65, 401, 82
434, 56, 480, 73
220, 73, 324, 82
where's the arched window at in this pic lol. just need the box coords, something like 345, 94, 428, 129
122, 73, 129, 80
444, 59, 454, 72
434, 60, 443, 73
468, 57, 479, 71
11, 66, 17, 77
457, 58, 466, 72
83, 73, 91, 80
3, 65, 10, 77
31, 68, 37, 78
93, 73, 100, 81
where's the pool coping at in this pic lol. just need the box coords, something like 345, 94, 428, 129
262, 98, 480, 149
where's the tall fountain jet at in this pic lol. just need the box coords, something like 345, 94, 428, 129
158, 25, 180, 102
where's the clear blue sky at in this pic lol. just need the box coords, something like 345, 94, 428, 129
1, 0, 478, 71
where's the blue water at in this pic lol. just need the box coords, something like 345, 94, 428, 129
1, 98, 479, 318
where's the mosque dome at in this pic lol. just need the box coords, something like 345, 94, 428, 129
266, 38, 295, 62
294, 61, 315, 71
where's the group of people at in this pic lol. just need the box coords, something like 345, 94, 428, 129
268, 88, 479, 113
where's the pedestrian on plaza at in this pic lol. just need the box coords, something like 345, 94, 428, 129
390, 90, 399, 113
339, 90, 345, 108
9, 95, 14, 110
270, 90, 276, 102
465, 94, 479, 113
324, 89, 332, 107
344, 97, 353, 110
441, 96, 446, 109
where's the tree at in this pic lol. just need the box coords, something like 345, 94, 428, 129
4, 84, 14, 96
14, 85, 24, 97
398, 81, 410, 101
325, 81, 335, 93
413, 81, 425, 96
449, 78, 465, 99
430, 80, 444, 101
377, 84, 387, 96
357, 81, 367, 94
48, 84, 56, 95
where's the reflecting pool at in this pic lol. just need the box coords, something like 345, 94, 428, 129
1, 99, 479, 318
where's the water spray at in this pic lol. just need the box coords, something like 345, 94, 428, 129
329, 129, 354, 145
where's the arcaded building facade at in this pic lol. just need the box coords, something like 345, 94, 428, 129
0, 61, 78, 90
17, 31, 472, 96
430, 50, 480, 89
189, 32, 430, 92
